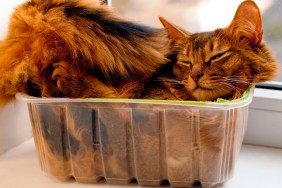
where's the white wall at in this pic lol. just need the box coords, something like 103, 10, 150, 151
0, 0, 32, 154
0, 101, 32, 154
0, 0, 26, 39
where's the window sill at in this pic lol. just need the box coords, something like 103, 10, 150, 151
0, 139, 282, 188
244, 88, 282, 148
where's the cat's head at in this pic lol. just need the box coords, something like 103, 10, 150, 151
159, 0, 278, 101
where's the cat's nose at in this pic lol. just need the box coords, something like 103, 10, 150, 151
191, 71, 203, 82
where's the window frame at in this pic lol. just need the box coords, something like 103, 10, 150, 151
244, 85, 282, 148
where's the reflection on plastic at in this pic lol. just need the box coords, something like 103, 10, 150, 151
24, 92, 253, 187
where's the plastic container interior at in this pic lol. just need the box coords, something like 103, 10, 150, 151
17, 88, 254, 187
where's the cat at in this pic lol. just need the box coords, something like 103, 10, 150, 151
0, 0, 170, 106
23, 1, 275, 187
141, 0, 278, 101
17, 0, 276, 102
1, 0, 276, 105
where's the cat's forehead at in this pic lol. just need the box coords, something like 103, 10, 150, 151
188, 30, 223, 51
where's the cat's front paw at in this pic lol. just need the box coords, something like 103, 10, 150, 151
52, 61, 85, 97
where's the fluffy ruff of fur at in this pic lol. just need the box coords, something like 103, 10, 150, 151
0, 0, 170, 106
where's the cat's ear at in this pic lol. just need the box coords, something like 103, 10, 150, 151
227, 0, 263, 46
159, 17, 189, 40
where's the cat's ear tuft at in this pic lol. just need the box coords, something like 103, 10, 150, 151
159, 17, 189, 40
227, 0, 263, 46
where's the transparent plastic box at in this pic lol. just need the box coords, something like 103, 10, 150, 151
17, 88, 254, 188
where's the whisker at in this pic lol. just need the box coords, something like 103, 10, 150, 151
221, 82, 246, 92
148, 79, 184, 85
221, 77, 254, 85
222, 76, 253, 81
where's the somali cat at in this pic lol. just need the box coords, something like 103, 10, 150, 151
0, 0, 170, 106
142, 0, 278, 101
16, 2, 277, 186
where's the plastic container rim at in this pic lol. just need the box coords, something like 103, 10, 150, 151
16, 87, 254, 109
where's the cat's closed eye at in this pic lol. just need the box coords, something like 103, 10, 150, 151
206, 52, 226, 66
180, 61, 192, 66
210, 52, 225, 62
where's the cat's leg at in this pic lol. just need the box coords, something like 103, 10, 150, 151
160, 78, 192, 100
52, 61, 145, 99
116, 80, 145, 99
52, 61, 119, 98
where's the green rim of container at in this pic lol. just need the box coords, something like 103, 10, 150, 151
16, 87, 254, 108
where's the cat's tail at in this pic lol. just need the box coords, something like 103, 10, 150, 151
0, 41, 29, 107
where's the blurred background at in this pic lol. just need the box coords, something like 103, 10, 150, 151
112, 0, 282, 82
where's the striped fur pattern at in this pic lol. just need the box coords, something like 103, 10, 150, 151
0, 0, 170, 106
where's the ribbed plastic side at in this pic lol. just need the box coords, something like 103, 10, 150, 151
28, 102, 248, 187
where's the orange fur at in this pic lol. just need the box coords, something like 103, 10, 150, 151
1, 1, 276, 104
0, 0, 170, 106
